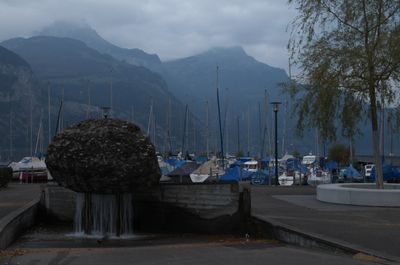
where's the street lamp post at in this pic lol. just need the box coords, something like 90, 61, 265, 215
271, 101, 281, 186
100, 107, 111, 119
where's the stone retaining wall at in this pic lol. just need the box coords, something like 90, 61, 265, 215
41, 183, 251, 234
0, 199, 39, 249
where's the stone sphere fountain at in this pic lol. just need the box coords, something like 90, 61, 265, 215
46, 119, 161, 237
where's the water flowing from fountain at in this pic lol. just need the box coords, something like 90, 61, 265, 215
74, 193, 134, 237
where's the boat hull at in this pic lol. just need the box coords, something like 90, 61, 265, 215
190, 174, 210, 183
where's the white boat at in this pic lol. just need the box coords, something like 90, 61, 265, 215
190, 158, 224, 183
9, 157, 46, 172
243, 160, 258, 173
302, 154, 317, 166
279, 171, 302, 186
278, 172, 294, 186
307, 168, 331, 186
9, 157, 50, 182
158, 156, 175, 183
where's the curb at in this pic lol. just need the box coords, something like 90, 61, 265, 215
0, 198, 40, 249
252, 214, 400, 264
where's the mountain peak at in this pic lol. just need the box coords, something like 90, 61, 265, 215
37, 21, 108, 49
208, 46, 246, 54
204, 46, 248, 58
36, 21, 161, 70
38, 20, 100, 39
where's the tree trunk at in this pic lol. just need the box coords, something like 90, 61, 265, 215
369, 89, 384, 188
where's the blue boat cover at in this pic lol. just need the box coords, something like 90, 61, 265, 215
167, 161, 198, 176
251, 169, 270, 185
219, 166, 253, 183
230, 160, 244, 168
166, 158, 181, 167
370, 164, 400, 181
340, 164, 361, 178
238, 157, 252, 163
325, 160, 338, 170
195, 156, 208, 164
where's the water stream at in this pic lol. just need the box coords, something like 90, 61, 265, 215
74, 193, 134, 237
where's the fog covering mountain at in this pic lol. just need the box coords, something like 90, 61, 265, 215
38, 21, 162, 72
1, 36, 191, 157
0, 46, 43, 160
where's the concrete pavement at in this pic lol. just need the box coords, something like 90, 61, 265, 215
251, 186, 400, 263
1, 233, 377, 265
0, 183, 41, 249
0, 184, 41, 219
0, 183, 399, 264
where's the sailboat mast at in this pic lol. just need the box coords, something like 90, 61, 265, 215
165, 97, 171, 153
380, 99, 385, 161
186, 107, 189, 154
226, 114, 229, 156
193, 114, 196, 155
35, 111, 43, 156
59, 85, 64, 132
153, 115, 156, 148
30, 96, 33, 157
282, 95, 288, 154
237, 115, 240, 154
147, 99, 153, 136
87, 80, 91, 119
247, 105, 250, 156
261, 89, 268, 157
206, 100, 209, 158
181, 104, 188, 154
315, 128, 319, 157
216, 66, 224, 167
9, 108, 12, 160
55, 100, 63, 136
48, 82, 51, 145
110, 68, 113, 118
258, 102, 262, 158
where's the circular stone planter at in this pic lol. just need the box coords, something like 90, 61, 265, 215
317, 183, 400, 207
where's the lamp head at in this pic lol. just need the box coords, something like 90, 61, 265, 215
100, 107, 111, 119
270, 101, 282, 112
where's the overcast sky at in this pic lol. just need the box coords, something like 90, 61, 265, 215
0, 0, 297, 72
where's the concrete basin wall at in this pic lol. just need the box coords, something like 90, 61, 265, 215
42, 183, 251, 234
0, 199, 39, 249
317, 183, 400, 207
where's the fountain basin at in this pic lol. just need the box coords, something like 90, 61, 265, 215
42, 183, 251, 234
317, 183, 400, 207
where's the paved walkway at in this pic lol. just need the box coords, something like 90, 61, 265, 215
0, 183, 41, 219
251, 186, 400, 262
0, 183, 399, 264
1, 239, 376, 265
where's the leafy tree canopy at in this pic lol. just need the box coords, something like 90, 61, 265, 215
288, 0, 400, 187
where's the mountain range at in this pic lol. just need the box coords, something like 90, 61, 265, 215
38, 21, 162, 72
31, 22, 293, 156
1, 21, 396, 159
1, 36, 190, 158
0, 46, 42, 160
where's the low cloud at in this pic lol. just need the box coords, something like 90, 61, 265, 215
0, 0, 296, 71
